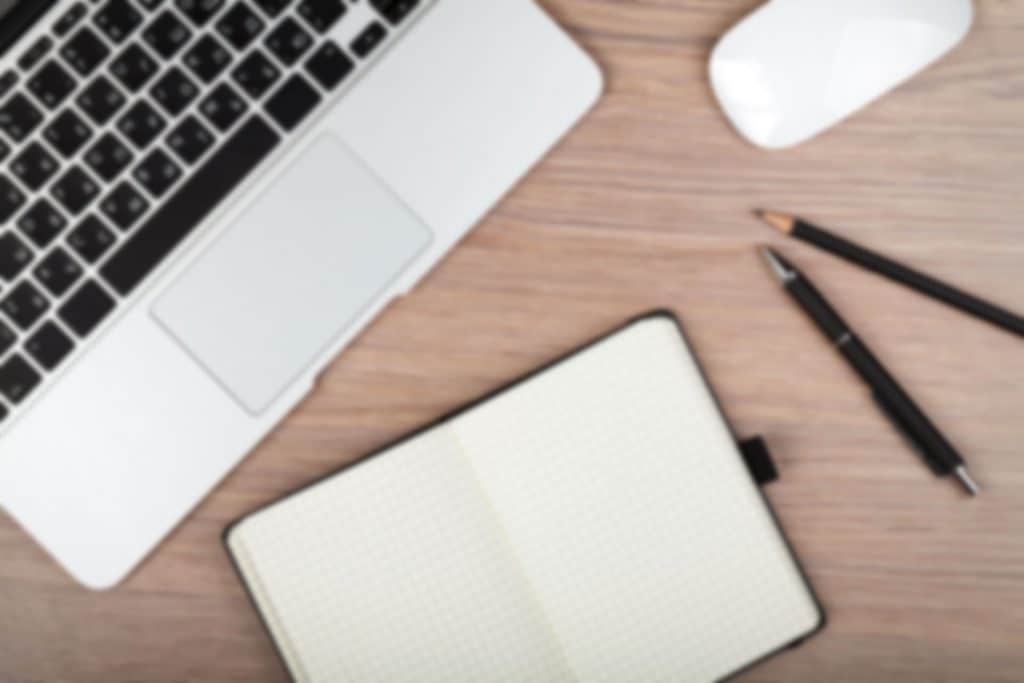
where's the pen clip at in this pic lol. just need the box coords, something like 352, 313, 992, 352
870, 391, 947, 475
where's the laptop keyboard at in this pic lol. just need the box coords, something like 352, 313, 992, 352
0, 0, 423, 423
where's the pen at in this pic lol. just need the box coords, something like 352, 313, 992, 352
761, 247, 980, 496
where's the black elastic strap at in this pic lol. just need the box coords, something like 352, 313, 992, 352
739, 436, 779, 485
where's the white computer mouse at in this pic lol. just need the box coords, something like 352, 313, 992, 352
709, 0, 974, 149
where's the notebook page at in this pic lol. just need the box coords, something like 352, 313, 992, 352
452, 316, 821, 683
228, 426, 572, 683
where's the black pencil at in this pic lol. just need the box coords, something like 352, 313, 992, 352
756, 210, 1024, 339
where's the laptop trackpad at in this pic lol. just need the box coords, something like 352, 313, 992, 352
154, 134, 432, 415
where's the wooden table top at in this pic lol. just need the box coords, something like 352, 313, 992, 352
3, 2, 1023, 681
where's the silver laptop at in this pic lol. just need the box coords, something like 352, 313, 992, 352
0, 0, 602, 589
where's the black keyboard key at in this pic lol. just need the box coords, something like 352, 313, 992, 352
101, 116, 279, 295
85, 133, 134, 181
59, 280, 115, 337
117, 100, 166, 149
184, 35, 231, 83
265, 17, 313, 66
0, 175, 27, 223
216, 3, 265, 50
50, 166, 100, 215
0, 93, 44, 142
54, 3, 89, 37
17, 200, 67, 248
200, 82, 246, 131
77, 75, 127, 124
137, 0, 165, 10
176, 0, 226, 26
0, 354, 41, 404
0, 139, 7, 163
27, 60, 76, 110
1, 281, 49, 330
252, 0, 290, 18
297, 0, 345, 33
0, 319, 14, 356
68, 214, 116, 262
305, 41, 352, 90
43, 109, 94, 158
232, 50, 279, 98
26, 321, 74, 371
351, 22, 387, 59
150, 67, 199, 116
34, 248, 83, 297
19, 36, 55, 73
142, 11, 192, 58
166, 115, 214, 164
94, 0, 143, 43
265, 74, 319, 131
10, 142, 59, 191
0, 232, 33, 282
99, 181, 149, 229
109, 43, 158, 91
0, 71, 17, 102
61, 27, 111, 76
370, 0, 419, 25
132, 148, 181, 197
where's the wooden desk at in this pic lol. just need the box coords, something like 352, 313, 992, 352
2, 2, 1022, 681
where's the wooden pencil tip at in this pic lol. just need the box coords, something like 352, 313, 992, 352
755, 209, 796, 235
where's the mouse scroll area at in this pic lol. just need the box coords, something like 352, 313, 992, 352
709, 0, 974, 149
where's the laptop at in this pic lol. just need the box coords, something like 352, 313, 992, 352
0, 0, 602, 589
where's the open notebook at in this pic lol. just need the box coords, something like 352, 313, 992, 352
226, 313, 824, 682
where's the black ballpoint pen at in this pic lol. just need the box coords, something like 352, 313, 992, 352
761, 247, 980, 496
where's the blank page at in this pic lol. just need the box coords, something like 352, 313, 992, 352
228, 427, 572, 683
453, 316, 821, 682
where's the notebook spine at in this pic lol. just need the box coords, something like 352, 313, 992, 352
225, 526, 311, 682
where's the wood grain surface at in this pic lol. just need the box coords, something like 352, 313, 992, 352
3, 1, 1023, 681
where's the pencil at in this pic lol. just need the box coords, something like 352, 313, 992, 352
756, 210, 1024, 339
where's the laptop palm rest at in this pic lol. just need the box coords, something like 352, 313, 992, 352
153, 133, 433, 415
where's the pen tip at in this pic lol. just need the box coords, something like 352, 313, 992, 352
755, 210, 797, 235
760, 247, 797, 283
954, 466, 981, 497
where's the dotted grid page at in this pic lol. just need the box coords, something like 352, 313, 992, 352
228, 425, 573, 683
452, 316, 822, 683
